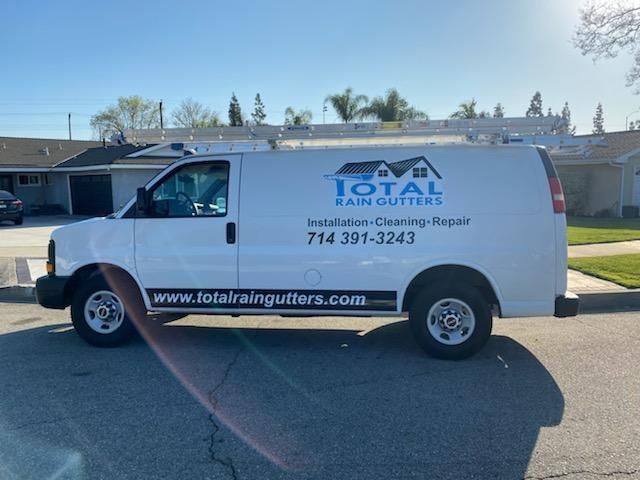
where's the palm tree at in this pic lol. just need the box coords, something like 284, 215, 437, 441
325, 87, 369, 123
284, 107, 313, 125
450, 99, 478, 119
360, 89, 427, 122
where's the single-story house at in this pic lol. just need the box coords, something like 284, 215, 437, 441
552, 130, 640, 217
0, 136, 176, 216
0, 136, 100, 214
52, 143, 171, 215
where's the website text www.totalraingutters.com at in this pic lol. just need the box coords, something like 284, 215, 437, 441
150, 289, 368, 309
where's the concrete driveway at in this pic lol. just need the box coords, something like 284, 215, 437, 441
0, 216, 87, 257
0, 307, 638, 479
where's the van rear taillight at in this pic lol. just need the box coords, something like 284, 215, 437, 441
548, 177, 566, 213
536, 147, 566, 214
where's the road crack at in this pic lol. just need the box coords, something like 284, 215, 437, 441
208, 347, 243, 480
525, 468, 640, 479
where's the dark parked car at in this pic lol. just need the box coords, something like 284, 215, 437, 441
0, 190, 24, 225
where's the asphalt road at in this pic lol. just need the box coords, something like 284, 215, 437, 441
0, 304, 639, 480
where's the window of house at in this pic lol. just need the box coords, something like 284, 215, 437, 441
378, 169, 388, 177
17, 174, 41, 186
412, 167, 429, 178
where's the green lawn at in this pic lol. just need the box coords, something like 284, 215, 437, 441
569, 254, 640, 289
567, 217, 640, 245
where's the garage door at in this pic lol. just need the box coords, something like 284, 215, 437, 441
0, 175, 13, 194
70, 174, 113, 216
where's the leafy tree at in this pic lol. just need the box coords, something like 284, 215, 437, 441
560, 102, 576, 134
493, 103, 504, 118
284, 107, 313, 125
547, 107, 554, 117
90, 95, 160, 137
592, 102, 605, 134
526, 91, 544, 117
360, 88, 427, 121
325, 87, 369, 123
574, 1, 640, 92
228, 93, 243, 126
450, 99, 478, 119
171, 98, 221, 128
629, 120, 637, 130
251, 93, 267, 125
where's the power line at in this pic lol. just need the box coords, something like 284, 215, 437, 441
0, 112, 93, 117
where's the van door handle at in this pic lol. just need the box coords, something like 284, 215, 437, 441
226, 222, 236, 244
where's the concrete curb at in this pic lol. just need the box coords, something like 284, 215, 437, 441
1, 285, 639, 314
0, 285, 36, 304
578, 290, 640, 314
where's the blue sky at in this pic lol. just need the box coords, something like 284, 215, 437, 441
1, 0, 639, 139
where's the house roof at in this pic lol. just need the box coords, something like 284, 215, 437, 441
0, 136, 101, 168
551, 130, 640, 163
54, 144, 156, 168
112, 155, 175, 166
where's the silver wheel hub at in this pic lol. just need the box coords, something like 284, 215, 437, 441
427, 298, 476, 346
96, 303, 117, 321
439, 309, 463, 331
84, 291, 125, 334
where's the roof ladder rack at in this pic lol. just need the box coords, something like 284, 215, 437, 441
120, 116, 607, 152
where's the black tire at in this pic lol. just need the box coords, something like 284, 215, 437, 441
70, 272, 145, 347
14, 216, 23, 225
409, 284, 492, 360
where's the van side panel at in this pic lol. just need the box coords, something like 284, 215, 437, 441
238, 146, 556, 316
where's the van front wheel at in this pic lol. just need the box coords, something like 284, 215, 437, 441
409, 285, 492, 360
70, 274, 143, 347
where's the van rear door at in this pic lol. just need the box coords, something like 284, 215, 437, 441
134, 158, 240, 310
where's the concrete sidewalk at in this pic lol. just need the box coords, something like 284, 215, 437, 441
567, 269, 624, 292
569, 240, 640, 258
0, 257, 45, 287
0, 258, 17, 288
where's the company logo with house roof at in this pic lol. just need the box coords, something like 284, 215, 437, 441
324, 156, 444, 207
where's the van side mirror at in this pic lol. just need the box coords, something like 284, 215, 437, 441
136, 187, 151, 215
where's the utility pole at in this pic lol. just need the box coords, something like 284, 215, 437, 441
68, 113, 72, 140
159, 100, 164, 129
322, 103, 328, 124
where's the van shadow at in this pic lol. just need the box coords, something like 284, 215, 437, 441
0, 320, 564, 479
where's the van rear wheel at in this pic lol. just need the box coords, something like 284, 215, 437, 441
70, 273, 144, 347
409, 284, 492, 360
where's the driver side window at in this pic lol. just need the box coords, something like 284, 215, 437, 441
150, 162, 229, 218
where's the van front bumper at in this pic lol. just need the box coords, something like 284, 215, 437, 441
554, 291, 579, 317
35, 275, 70, 309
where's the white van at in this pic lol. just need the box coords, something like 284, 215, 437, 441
36, 145, 578, 359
